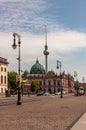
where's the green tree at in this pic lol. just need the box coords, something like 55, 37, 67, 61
8, 71, 17, 90
74, 80, 79, 90
31, 80, 42, 92
22, 69, 29, 79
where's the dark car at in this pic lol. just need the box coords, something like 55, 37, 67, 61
36, 91, 44, 96
74, 87, 85, 96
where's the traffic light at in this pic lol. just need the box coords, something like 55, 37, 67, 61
16, 76, 23, 87
17, 80, 20, 86
16, 76, 20, 86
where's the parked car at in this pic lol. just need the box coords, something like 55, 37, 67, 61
44, 92, 49, 96
74, 87, 85, 96
55, 92, 60, 95
78, 88, 85, 95
36, 91, 44, 96
55, 91, 66, 95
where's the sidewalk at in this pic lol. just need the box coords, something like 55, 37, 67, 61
0, 94, 5, 98
71, 112, 86, 130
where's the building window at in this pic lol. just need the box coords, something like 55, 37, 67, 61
43, 80, 46, 86
53, 80, 56, 86
1, 88, 3, 93
1, 67, 3, 71
58, 80, 60, 86
4, 76, 6, 84
48, 80, 51, 86
4, 68, 6, 72
1, 75, 3, 84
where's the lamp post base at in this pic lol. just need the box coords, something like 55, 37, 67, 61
17, 101, 22, 105
17, 87, 22, 105
60, 88, 63, 98
60, 95, 63, 98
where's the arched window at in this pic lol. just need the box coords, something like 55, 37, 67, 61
1, 67, 3, 71
58, 80, 60, 86
48, 80, 51, 86
1, 75, 3, 84
43, 80, 46, 86
53, 80, 56, 86
4, 76, 6, 84
4, 68, 6, 72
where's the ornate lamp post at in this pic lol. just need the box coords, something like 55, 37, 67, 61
74, 71, 79, 96
12, 32, 22, 105
57, 60, 63, 98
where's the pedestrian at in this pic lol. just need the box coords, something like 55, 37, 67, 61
28, 91, 30, 96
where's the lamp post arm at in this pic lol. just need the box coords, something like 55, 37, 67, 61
13, 32, 21, 40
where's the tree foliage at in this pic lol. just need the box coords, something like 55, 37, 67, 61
22, 69, 29, 79
8, 71, 17, 90
74, 81, 79, 90
30, 80, 42, 92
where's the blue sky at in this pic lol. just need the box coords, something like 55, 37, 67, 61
0, 0, 86, 82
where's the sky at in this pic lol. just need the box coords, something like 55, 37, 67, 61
0, 0, 86, 82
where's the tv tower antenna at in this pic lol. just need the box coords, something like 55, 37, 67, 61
43, 25, 49, 74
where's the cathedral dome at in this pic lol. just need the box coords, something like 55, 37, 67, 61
30, 58, 45, 74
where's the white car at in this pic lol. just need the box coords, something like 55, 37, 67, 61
44, 92, 49, 96
55, 91, 66, 95
55, 92, 60, 95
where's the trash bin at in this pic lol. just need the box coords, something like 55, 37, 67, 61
5, 90, 10, 97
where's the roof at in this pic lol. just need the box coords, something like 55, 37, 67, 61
30, 58, 45, 74
0, 57, 9, 64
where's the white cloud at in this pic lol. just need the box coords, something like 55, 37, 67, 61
0, 30, 86, 57
0, 0, 47, 32
0, 0, 20, 2
48, 30, 86, 53
0, 30, 86, 69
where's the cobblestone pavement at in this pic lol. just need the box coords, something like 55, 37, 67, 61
0, 95, 86, 130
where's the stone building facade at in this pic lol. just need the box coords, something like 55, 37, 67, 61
28, 73, 74, 94
0, 57, 8, 94
23, 59, 74, 94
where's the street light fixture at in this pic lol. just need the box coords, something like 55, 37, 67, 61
57, 60, 63, 98
12, 32, 22, 105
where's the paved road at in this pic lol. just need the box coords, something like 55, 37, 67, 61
0, 95, 41, 106
0, 94, 86, 130
0, 93, 74, 106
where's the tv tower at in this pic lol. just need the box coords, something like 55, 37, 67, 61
43, 25, 49, 75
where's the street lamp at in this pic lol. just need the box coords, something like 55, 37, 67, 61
57, 60, 63, 98
12, 32, 22, 105
74, 71, 78, 81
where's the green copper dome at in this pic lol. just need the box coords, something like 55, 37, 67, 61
30, 58, 45, 74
